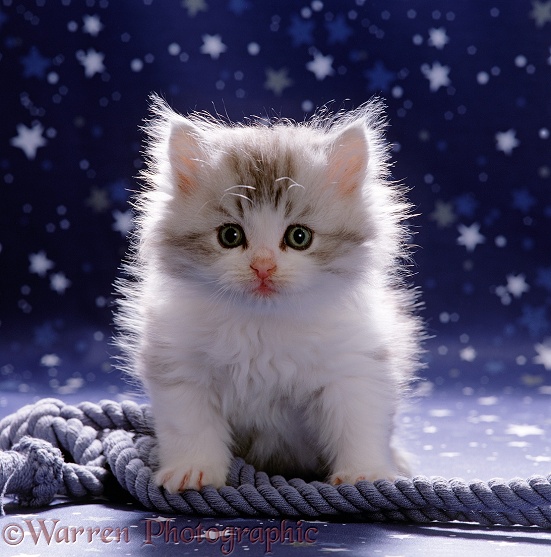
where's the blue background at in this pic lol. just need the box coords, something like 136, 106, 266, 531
1, 0, 550, 398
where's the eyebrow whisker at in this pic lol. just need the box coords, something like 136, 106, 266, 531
220, 192, 254, 204
224, 184, 257, 192
275, 176, 305, 190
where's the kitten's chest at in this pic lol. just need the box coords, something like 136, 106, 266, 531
204, 315, 325, 400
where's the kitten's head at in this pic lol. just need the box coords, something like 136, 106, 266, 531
137, 97, 409, 312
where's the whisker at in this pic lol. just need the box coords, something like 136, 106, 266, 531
275, 176, 305, 190
198, 199, 213, 213
220, 192, 255, 204
223, 184, 256, 192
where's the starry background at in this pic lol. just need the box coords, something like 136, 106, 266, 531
0, 0, 550, 402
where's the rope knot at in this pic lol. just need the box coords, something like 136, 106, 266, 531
1, 436, 64, 513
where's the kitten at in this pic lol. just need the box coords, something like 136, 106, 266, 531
115, 95, 423, 493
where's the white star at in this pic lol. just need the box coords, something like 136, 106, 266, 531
306, 52, 335, 80
76, 48, 106, 77
506, 274, 530, 298
421, 61, 450, 91
264, 67, 293, 96
11, 122, 47, 160
29, 251, 54, 277
460, 346, 477, 362
495, 129, 519, 155
50, 272, 71, 294
534, 341, 551, 370
428, 27, 449, 49
526, 455, 551, 463
112, 209, 134, 236
457, 223, 485, 252
41, 353, 61, 367
505, 424, 545, 437
183, 0, 208, 17
200, 34, 227, 59
82, 14, 103, 36
530, 0, 551, 27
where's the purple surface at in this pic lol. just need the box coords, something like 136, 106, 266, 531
2, 388, 551, 555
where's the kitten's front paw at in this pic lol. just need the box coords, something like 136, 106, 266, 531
329, 468, 399, 485
156, 464, 228, 493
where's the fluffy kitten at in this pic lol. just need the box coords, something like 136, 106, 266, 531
116, 96, 422, 493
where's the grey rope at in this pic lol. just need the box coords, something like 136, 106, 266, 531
1, 398, 551, 527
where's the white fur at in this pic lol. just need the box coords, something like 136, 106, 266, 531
115, 96, 422, 492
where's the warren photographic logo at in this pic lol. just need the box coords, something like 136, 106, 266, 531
1, 517, 318, 554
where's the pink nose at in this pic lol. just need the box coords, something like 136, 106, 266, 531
250, 257, 277, 280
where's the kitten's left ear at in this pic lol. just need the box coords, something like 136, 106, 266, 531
168, 117, 204, 194
326, 122, 369, 196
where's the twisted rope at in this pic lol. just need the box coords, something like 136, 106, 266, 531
1, 398, 551, 527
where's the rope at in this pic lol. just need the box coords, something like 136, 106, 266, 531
1, 398, 551, 527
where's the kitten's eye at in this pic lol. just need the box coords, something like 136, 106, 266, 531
218, 224, 246, 249
284, 225, 313, 251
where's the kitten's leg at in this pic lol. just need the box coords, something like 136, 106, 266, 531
148, 379, 232, 493
315, 373, 409, 485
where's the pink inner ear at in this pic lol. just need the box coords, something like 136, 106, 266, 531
168, 120, 202, 194
328, 124, 369, 196
332, 155, 365, 195
173, 157, 198, 193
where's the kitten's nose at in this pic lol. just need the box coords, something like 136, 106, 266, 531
250, 251, 277, 280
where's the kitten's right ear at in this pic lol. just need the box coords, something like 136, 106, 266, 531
167, 118, 204, 194
326, 122, 369, 196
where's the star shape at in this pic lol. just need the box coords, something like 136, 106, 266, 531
228, 0, 251, 15
506, 274, 530, 298
495, 129, 519, 155
534, 340, 551, 370
519, 305, 549, 338
428, 27, 449, 49
536, 266, 551, 291
364, 60, 395, 92
326, 14, 353, 44
34, 322, 58, 347
287, 14, 315, 46
457, 222, 485, 252
50, 272, 71, 294
430, 200, 457, 228
512, 189, 535, 212
460, 346, 477, 362
82, 14, 103, 36
20, 46, 51, 78
306, 51, 334, 81
41, 353, 61, 367
86, 187, 111, 212
11, 122, 47, 159
529, 0, 551, 27
182, 0, 207, 17
505, 424, 545, 437
29, 251, 54, 277
264, 67, 293, 96
76, 48, 106, 77
454, 193, 478, 217
421, 61, 451, 91
112, 209, 134, 236
200, 34, 227, 59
